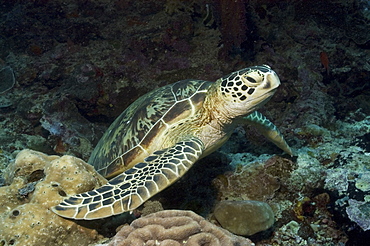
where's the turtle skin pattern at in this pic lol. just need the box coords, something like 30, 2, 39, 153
52, 65, 293, 220
89, 80, 212, 179
52, 138, 204, 219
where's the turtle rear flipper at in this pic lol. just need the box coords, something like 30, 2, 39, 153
243, 111, 293, 156
51, 138, 204, 220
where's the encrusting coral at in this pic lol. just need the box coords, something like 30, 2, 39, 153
108, 210, 254, 246
0, 150, 256, 246
0, 149, 107, 246
213, 200, 275, 236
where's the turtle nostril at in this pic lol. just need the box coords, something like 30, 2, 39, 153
58, 190, 67, 197
11, 209, 20, 217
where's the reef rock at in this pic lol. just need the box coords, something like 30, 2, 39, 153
346, 199, 370, 231
0, 66, 15, 94
213, 200, 275, 236
0, 149, 107, 246
108, 209, 254, 246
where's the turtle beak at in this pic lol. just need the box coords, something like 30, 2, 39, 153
241, 68, 280, 111
263, 69, 280, 91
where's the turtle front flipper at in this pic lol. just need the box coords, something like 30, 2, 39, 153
51, 138, 204, 220
243, 111, 293, 156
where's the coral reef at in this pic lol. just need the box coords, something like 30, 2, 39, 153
0, 149, 107, 246
212, 148, 349, 244
0, 0, 369, 244
139, 200, 164, 217
213, 200, 274, 236
213, 155, 297, 202
108, 210, 254, 246
346, 199, 370, 231
40, 96, 101, 158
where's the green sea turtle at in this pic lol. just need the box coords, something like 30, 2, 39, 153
52, 65, 292, 220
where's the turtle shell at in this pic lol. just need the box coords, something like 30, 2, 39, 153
89, 79, 212, 179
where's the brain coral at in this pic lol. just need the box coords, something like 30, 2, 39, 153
0, 149, 107, 246
108, 210, 254, 246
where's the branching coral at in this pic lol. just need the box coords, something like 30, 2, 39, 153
108, 210, 254, 246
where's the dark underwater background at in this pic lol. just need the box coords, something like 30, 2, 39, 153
0, 0, 369, 245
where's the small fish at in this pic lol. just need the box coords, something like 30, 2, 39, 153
320, 52, 329, 75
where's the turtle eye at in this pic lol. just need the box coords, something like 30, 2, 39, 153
241, 71, 264, 87
246, 76, 257, 83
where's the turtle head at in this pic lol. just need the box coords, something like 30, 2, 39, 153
218, 65, 280, 117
